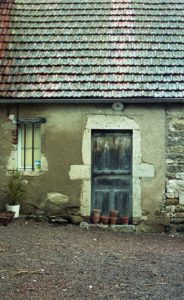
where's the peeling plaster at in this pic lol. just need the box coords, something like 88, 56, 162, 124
41, 154, 48, 172
6, 149, 48, 175
6, 148, 18, 171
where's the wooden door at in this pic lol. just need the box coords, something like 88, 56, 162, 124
92, 130, 132, 218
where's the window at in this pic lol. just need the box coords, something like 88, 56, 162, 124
18, 124, 41, 171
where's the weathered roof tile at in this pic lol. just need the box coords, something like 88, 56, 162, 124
0, 0, 184, 100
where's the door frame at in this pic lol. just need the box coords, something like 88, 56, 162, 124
69, 114, 154, 222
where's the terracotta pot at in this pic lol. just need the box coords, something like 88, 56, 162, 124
100, 216, 109, 225
92, 216, 100, 224
92, 209, 101, 217
109, 216, 118, 225
0, 211, 15, 226
122, 216, 129, 225
110, 210, 119, 217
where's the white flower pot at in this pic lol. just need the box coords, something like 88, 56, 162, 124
6, 204, 20, 218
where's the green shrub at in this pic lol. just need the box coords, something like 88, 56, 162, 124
7, 171, 26, 205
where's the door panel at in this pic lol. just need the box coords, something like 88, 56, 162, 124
92, 130, 132, 217
93, 133, 131, 173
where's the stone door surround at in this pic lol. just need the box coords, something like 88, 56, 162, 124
69, 114, 154, 219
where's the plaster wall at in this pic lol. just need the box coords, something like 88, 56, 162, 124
0, 106, 14, 209
0, 104, 165, 223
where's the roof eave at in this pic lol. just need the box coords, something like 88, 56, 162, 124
0, 97, 184, 105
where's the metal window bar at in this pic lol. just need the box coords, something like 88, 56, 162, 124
32, 124, 35, 171
23, 124, 26, 170
23, 124, 35, 171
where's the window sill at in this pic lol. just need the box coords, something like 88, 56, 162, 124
18, 170, 44, 176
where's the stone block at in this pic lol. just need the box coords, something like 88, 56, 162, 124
179, 191, 184, 205
96, 224, 109, 229
80, 222, 90, 230
140, 215, 148, 221
167, 212, 175, 219
45, 193, 69, 215
178, 181, 184, 190
48, 216, 68, 225
26, 214, 45, 222
165, 205, 175, 213
166, 192, 175, 198
168, 224, 177, 233
175, 205, 184, 212
166, 179, 184, 198
47, 193, 69, 206
154, 214, 170, 226
176, 173, 184, 180
134, 163, 154, 178
167, 179, 177, 187
166, 180, 178, 197
132, 217, 142, 225
175, 212, 184, 218
166, 159, 175, 164
176, 225, 184, 232
173, 119, 184, 130
171, 218, 184, 224
71, 215, 83, 225
165, 198, 179, 206
69, 165, 91, 180
66, 206, 80, 216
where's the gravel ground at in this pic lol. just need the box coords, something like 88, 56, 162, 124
0, 220, 184, 300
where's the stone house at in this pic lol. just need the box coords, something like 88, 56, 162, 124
0, 0, 184, 231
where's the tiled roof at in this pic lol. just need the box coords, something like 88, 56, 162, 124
0, 0, 184, 101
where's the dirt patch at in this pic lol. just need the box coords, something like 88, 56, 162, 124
0, 220, 184, 299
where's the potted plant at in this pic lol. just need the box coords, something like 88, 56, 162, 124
92, 208, 101, 224
5, 171, 26, 218
100, 215, 109, 225
121, 216, 129, 225
110, 210, 119, 218
109, 216, 118, 225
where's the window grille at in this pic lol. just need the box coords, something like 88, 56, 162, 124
16, 117, 45, 171
18, 124, 41, 171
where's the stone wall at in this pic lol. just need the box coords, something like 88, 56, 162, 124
165, 106, 184, 232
